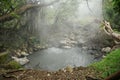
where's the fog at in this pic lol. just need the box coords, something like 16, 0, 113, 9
25, 0, 105, 71
29, 0, 103, 46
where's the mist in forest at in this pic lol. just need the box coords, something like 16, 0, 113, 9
26, 0, 103, 47
25, 0, 105, 71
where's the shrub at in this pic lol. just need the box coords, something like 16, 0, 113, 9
0, 51, 9, 64
6, 60, 22, 69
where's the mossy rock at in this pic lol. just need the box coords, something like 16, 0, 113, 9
5, 60, 22, 69
0, 51, 9, 64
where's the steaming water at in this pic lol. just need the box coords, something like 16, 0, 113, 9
25, 47, 94, 71
25, 0, 104, 71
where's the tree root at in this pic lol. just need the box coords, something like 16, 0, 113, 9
103, 20, 120, 44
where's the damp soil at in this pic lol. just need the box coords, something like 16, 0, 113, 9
0, 67, 103, 80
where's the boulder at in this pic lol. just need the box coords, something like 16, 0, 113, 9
16, 52, 21, 57
12, 56, 29, 65
102, 47, 111, 53
21, 51, 29, 56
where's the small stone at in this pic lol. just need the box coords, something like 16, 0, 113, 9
16, 52, 21, 57
82, 46, 88, 50
65, 65, 73, 73
17, 49, 21, 53
61, 68, 66, 72
102, 47, 111, 53
63, 46, 71, 49
21, 51, 29, 56
60, 40, 67, 44
47, 73, 50, 76
102, 55, 106, 58
23, 48, 28, 52
29, 51, 32, 54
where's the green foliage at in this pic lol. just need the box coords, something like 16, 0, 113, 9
0, 0, 25, 16
103, 0, 120, 30
0, 0, 41, 51
6, 60, 22, 69
0, 51, 9, 64
91, 49, 120, 78
29, 37, 40, 45
112, 0, 120, 13
0, 51, 21, 70
10, 12, 20, 18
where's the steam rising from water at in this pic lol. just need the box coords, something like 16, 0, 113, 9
26, 47, 94, 71
25, 0, 105, 71
31, 0, 103, 46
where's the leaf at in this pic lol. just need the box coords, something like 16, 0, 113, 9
10, 12, 20, 18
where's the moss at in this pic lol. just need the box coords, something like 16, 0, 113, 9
91, 49, 120, 78
0, 51, 9, 64
6, 60, 22, 69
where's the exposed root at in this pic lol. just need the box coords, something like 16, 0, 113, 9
103, 20, 120, 44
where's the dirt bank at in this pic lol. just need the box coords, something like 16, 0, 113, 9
1, 66, 102, 80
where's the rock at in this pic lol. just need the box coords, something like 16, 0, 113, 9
29, 52, 32, 54
23, 48, 28, 52
63, 46, 71, 49
65, 65, 73, 73
63, 69, 67, 72
102, 47, 111, 53
36, 46, 41, 49
17, 49, 21, 53
16, 52, 21, 57
102, 55, 106, 58
60, 40, 67, 44
15, 49, 22, 57
70, 41, 77, 44
47, 73, 50, 76
34, 45, 44, 49
60, 37, 77, 49
21, 51, 29, 56
29, 48, 33, 54
12, 56, 29, 65
82, 46, 88, 50
33, 48, 38, 51
70, 36, 75, 40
